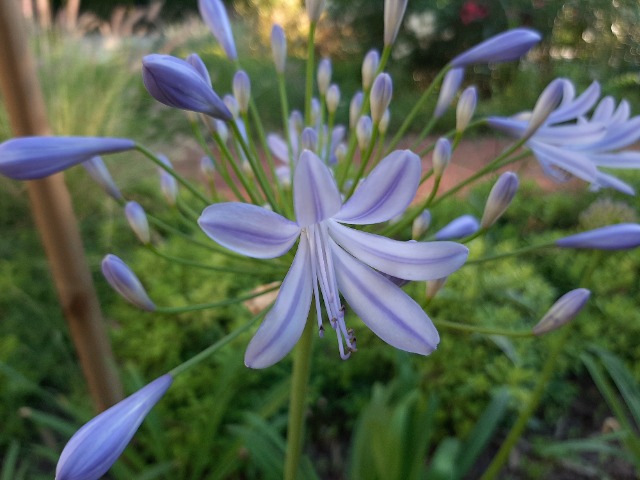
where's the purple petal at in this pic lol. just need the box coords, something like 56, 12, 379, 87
199, 203, 300, 258
334, 150, 421, 225
142, 54, 232, 120
589, 151, 640, 169
450, 28, 541, 67
533, 122, 606, 146
185, 53, 212, 85
580, 116, 640, 152
0, 136, 134, 180
294, 150, 342, 227
590, 171, 635, 196
591, 96, 615, 123
487, 116, 527, 137
533, 289, 591, 335
267, 133, 289, 164
56, 374, 172, 480
434, 68, 465, 118
329, 221, 468, 280
434, 215, 480, 240
529, 141, 598, 183
548, 81, 600, 124
198, 0, 237, 60
82, 156, 123, 200
244, 237, 313, 368
331, 240, 439, 355
556, 223, 640, 250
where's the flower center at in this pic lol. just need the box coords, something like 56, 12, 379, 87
305, 223, 356, 359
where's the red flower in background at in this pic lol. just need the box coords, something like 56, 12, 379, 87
460, 0, 489, 25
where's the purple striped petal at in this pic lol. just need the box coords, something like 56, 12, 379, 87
556, 223, 640, 250
548, 81, 600, 124
244, 237, 313, 368
533, 289, 591, 335
329, 221, 468, 280
579, 116, 640, 152
101, 255, 155, 311
0, 136, 134, 180
589, 151, 640, 169
331, 240, 439, 355
487, 117, 527, 137
56, 374, 172, 480
450, 28, 541, 67
267, 133, 289, 164
294, 150, 342, 227
533, 122, 606, 146
334, 150, 421, 225
185, 53, 212, 85
590, 171, 635, 196
142, 54, 232, 120
198, 0, 237, 60
198, 203, 300, 258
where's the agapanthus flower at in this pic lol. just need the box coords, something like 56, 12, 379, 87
532, 289, 591, 335
198, 0, 237, 60
56, 374, 172, 480
199, 150, 468, 368
450, 28, 541, 67
556, 223, 640, 250
434, 215, 480, 240
101, 254, 155, 311
488, 79, 640, 194
0, 136, 134, 180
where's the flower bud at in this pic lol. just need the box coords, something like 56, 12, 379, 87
290, 110, 304, 135
356, 116, 373, 151
82, 156, 122, 201
198, 0, 237, 60
233, 70, 251, 114
522, 78, 565, 140
301, 127, 318, 152
532, 289, 591, 335
556, 223, 640, 250
434, 68, 464, 118
480, 172, 519, 229
456, 86, 477, 132
211, 119, 229, 143
55, 374, 173, 480
432, 137, 451, 177
335, 143, 347, 163
434, 215, 479, 240
350, 91, 364, 130
370, 73, 393, 125
101, 254, 155, 311
223, 94, 240, 119
317, 58, 332, 96
0, 136, 134, 181
306, 0, 326, 22
271, 24, 287, 74
185, 53, 211, 85
412, 209, 431, 239
379, 109, 391, 135
311, 98, 321, 126
142, 54, 232, 120
200, 156, 215, 177
124, 202, 150, 245
326, 84, 340, 114
384, 0, 408, 46
157, 154, 178, 206
362, 49, 380, 90
451, 28, 541, 67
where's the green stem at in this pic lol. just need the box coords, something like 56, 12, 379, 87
284, 317, 314, 480
464, 242, 555, 265
277, 73, 294, 163
346, 126, 380, 198
479, 326, 571, 480
169, 310, 266, 377
135, 143, 209, 206
156, 284, 280, 314
434, 319, 534, 338
305, 22, 317, 126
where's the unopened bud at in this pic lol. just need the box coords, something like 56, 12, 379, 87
350, 91, 364, 130
271, 24, 287, 74
305, 0, 326, 22
317, 58, 332, 96
301, 127, 318, 152
124, 202, 150, 245
326, 84, 340, 114
523, 78, 565, 139
370, 73, 393, 125
412, 210, 431, 239
456, 86, 477, 132
356, 116, 373, 151
481, 172, 519, 229
379, 109, 391, 135
533, 288, 591, 335
384, 0, 408, 46
362, 49, 380, 90
435, 68, 464, 118
432, 137, 451, 177
101, 254, 155, 311
426, 277, 447, 301
223, 94, 239, 118
233, 70, 251, 114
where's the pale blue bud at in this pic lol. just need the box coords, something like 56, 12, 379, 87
451, 28, 541, 67
370, 73, 393, 125
326, 84, 340, 114
384, 0, 408, 46
412, 209, 431, 239
350, 91, 364, 130
82, 156, 122, 201
434, 215, 479, 240
522, 78, 565, 139
233, 70, 251, 114
0, 136, 134, 180
101, 254, 155, 311
185, 53, 211, 85
306, 0, 326, 22
456, 86, 477, 132
317, 58, 332, 96
379, 109, 391, 135
301, 127, 318, 152
432, 137, 451, 177
124, 202, 150, 245
198, 0, 237, 60
200, 156, 215, 177
481, 172, 519, 228
356, 116, 373, 151
556, 224, 640, 250
533, 289, 591, 335
426, 277, 447, 301
362, 49, 380, 90
271, 24, 287, 74
434, 68, 464, 118
223, 94, 239, 119
142, 54, 232, 121
55, 374, 172, 480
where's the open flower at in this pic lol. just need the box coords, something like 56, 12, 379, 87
199, 150, 468, 368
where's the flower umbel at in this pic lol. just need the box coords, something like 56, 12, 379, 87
199, 150, 468, 368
